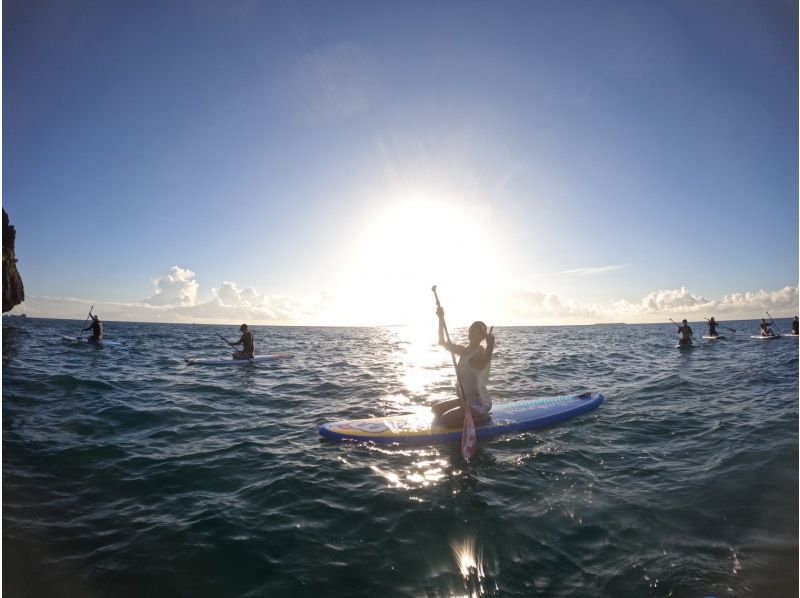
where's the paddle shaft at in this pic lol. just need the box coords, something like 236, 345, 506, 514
77, 306, 94, 341
432, 287, 467, 401
432, 285, 478, 461
216, 331, 233, 346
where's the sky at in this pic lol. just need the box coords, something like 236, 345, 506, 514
3, 0, 798, 326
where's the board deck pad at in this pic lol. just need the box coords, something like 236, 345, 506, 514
320, 393, 604, 445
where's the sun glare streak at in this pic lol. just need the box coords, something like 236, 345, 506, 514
452, 537, 482, 578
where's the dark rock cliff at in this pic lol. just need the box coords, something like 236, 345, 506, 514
3, 208, 25, 313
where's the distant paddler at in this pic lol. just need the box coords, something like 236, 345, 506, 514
706, 317, 720, 338
705, 317, 736, 335
791, 316, 798, 336
221, 324, 255, 360
82, 314, 104, 343
759, 317, 776, 337
670, 318, 694, 347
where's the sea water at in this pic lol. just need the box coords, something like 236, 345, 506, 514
3, 318, 797, 597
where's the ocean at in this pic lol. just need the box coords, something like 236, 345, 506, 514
3, 317, 797, 597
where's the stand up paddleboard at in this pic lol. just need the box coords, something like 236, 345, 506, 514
750, 335, 781, 341
61, 336, 124, 347
701, 335, 724, 340
319, 392, 604, 445
186, 354, 293, 366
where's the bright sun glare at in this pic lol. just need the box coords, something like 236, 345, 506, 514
336, 196, 508, 326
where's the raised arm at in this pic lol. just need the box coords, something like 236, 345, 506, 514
437, 307, 465, 356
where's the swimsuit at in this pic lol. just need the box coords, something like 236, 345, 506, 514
456, 345, 492, 416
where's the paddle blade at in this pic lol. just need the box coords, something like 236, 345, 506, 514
461, 407, 477, 461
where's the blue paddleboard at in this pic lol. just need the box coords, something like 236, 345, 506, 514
319, 392, 604, 445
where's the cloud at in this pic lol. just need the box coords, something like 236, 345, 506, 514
506, 285, 798, 324
208, 281, 309, 321
10, 266, 320, 325
145, 266, 199, 306
638, 286, 709, 312
505, 290, 604, 323
8, 264, 798, 326
559, 264, 628, 276
611, 285, 798, 319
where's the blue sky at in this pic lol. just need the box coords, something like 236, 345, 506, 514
4, 0, 798, 325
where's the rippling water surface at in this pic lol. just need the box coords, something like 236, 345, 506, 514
3, 318, 797, 597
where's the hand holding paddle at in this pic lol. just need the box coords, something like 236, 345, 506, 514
432, 285, 477, 461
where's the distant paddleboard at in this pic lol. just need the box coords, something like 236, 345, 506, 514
750, 335, 781, 340
702, 335, 724, 340
186, 354, 293, 366
319, 393, 604, 445
782, 333, 799, 338
61, 336, 124, 347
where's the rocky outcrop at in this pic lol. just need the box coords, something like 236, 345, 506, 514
3, 208, 25, 313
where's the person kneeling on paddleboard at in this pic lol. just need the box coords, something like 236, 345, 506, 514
431, 307, 494, 428
707, 317, 720, 338
82, 314, 103, 343
791, 316, 798, 336
676, 319, 693, 347
229, 324, 255, 360
759, 318, 775, 337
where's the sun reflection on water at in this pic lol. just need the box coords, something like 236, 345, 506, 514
369, 455, 449, 490
389, 324, 454, 398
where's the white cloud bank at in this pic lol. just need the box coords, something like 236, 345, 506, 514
145, 266, 198, 306
10, 267, 325, 325
505, 285, 799, 324
6, 265, 798, 326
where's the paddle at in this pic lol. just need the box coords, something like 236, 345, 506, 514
669, 318, 698, 346
704, 317, 736, 334
432, 285, 477, 461
216, 331, 234, 347
766, 311, 781, 336
77, 306, 94, 341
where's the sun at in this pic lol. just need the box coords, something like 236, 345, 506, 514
333, 194, 509, 326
